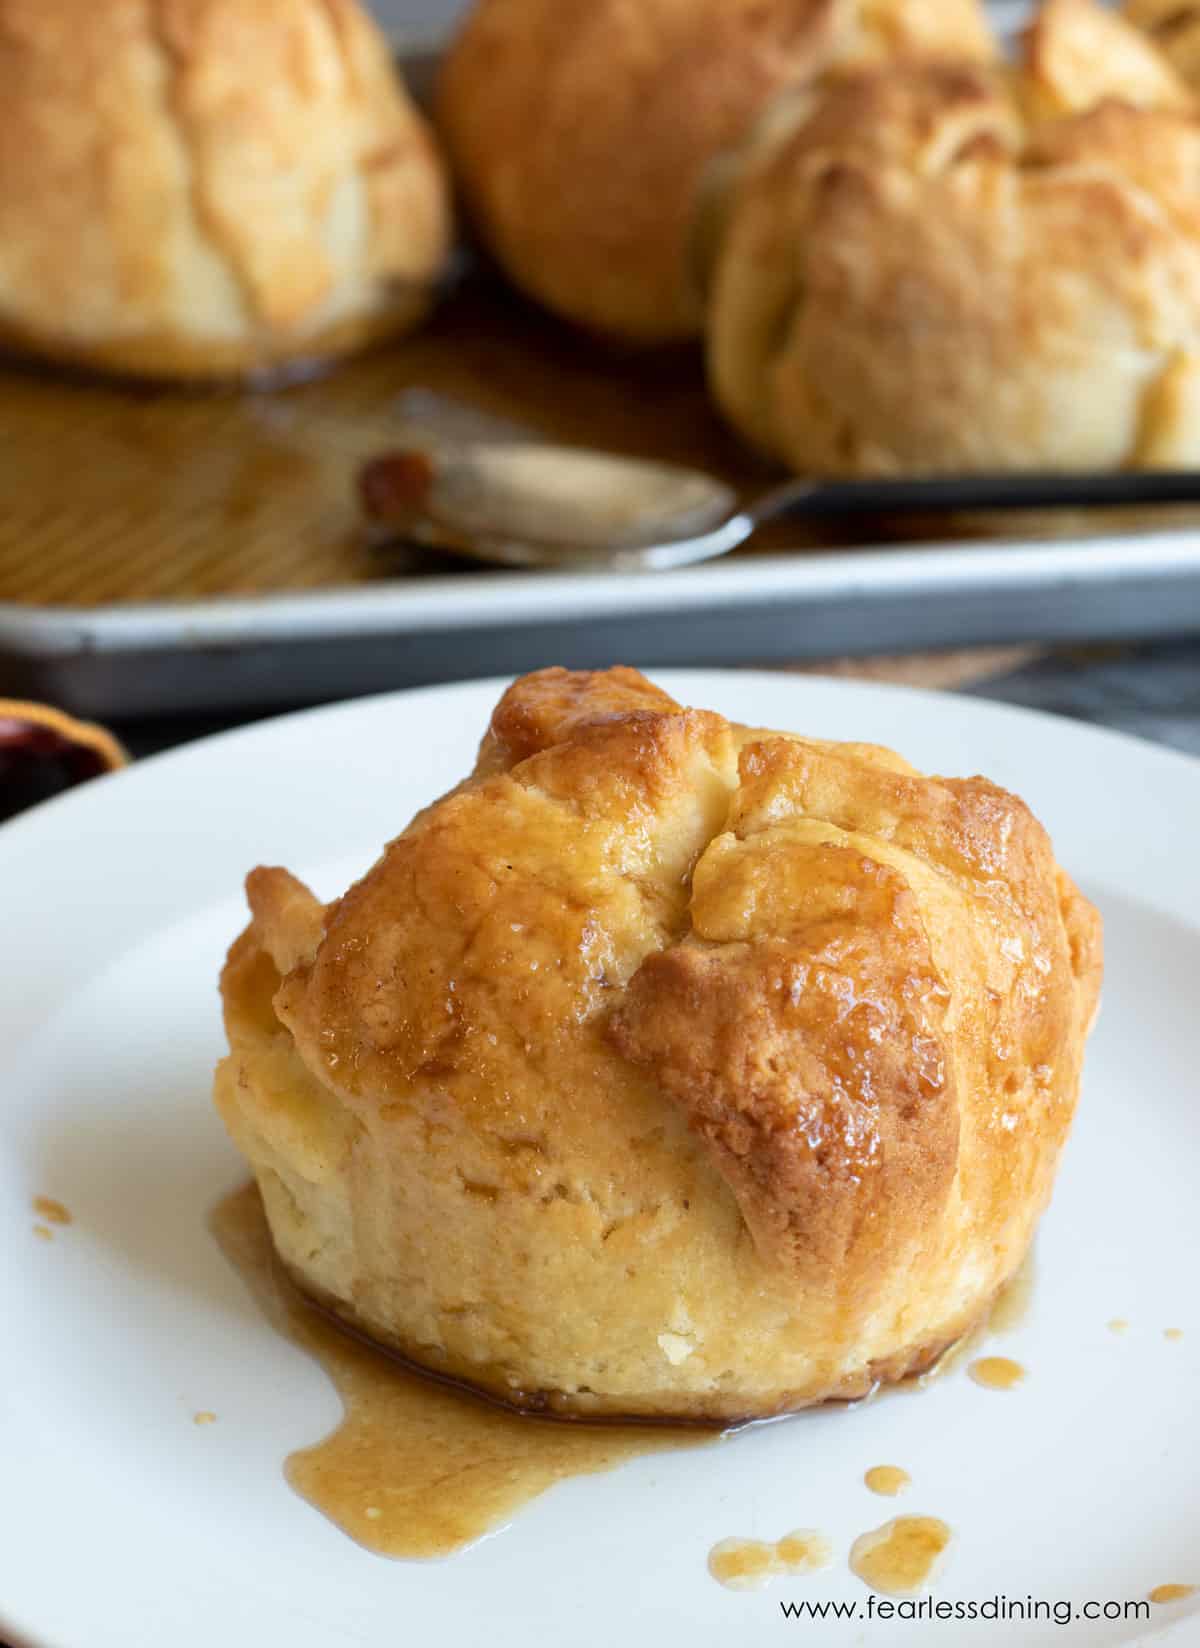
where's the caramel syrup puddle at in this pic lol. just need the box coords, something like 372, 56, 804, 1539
967, 1356, 1026, 1391
850, 1516, 952, 1596
708, 1531, 833, 1591
32, 1195, 71, 1225
210, 1184, 710, 1558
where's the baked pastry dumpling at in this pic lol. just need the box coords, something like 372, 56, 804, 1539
0, 0, 453, 380
215, 667, 1102, 1422
707, 0, 1200, 474
435, 0, 996, 343
1124, 0, 1200, 90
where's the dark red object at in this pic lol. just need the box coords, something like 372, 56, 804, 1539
0, 707, 126, 823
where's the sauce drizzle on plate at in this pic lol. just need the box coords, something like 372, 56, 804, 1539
211, 1184, 708, 1558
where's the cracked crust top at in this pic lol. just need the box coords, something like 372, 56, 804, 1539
215, 667, 1102, 1420
0, 0, 452, 378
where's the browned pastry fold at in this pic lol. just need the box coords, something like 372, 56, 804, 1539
215, 668, 1101, 1421
611, 838, 960, 1291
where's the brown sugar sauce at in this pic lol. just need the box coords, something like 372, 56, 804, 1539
864, 1465, 911, 1496
32, 1194, 71, 1225
210, 1184, 711, 1558
708, 1530, 832, 1590
967, 1356, 1026, 1391
850, 1516, 952, 1596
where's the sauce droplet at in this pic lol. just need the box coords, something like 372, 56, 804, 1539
776, 1530, 834, 1575
31, 1224, 52, 1241
32, 1195, 71, 1225
1149, 1584, 1195, 1604
1108, 1318, 1129, 1336
968, 1356, 1026, 1390
708, 1531, 832, 1590
211, 1184, 709, 1559
850, 1516, 952, 1596
193, 1411, 217, 1426
1165, 1328, 1184, 1342
708, 1540, 779, 1591
865, 1465, 911, 1497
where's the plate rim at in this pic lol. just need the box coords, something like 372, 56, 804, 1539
4, 664, 1200, 853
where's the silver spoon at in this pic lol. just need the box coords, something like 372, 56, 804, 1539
359, 443, 1200, 572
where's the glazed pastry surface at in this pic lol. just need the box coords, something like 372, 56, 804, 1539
215, 668, 1102, 1420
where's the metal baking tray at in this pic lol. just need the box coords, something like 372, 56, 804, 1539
5, 522, 1200, 718
2, 23, 1199, 717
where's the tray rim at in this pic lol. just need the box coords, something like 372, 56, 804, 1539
4, 525, 1200, 655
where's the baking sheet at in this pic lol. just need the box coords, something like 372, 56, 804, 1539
2, 79, 1200, 714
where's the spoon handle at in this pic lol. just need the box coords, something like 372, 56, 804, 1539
747, 469, 1200, 527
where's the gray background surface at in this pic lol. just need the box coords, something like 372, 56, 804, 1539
367, 0, 1032, 42
370, 0, 466, 36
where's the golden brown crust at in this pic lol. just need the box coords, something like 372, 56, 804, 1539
1056, 867, 1104, 1032
274, 701, 738, 1107
613, 726, 1087, 1306
611, 843, 959, 1294
475, 664, 682, 775
1025, 0, 1192, 120
708, 0, 1200, 474
0, 290, 436, 384
1124, 0, 1200, 90
215, 667, 1102, 1420
436, 0, 995, 342
0, 0, 452, 380
245, 866, 327, 976
850, 0, 995, 60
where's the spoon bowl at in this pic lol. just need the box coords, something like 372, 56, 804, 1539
360, 444, 742, 569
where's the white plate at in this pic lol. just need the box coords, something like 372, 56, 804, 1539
1, 670, 1197, 1648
